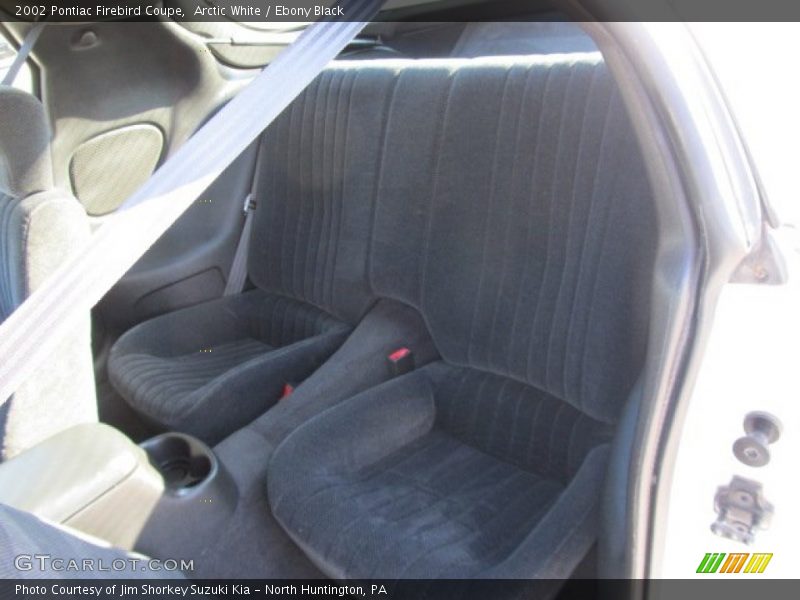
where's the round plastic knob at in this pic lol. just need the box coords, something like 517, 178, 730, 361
733, 411, 782, 467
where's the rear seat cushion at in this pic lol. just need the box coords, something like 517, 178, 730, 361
268, 362, 611, 579
109, 290, 349, 444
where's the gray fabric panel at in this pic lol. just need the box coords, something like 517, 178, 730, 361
0, 503, 184, 579
268, 362, 611, 579
368, 55, 657, 424
0, 190, 96, 460
109, 289, 350, 444
247, 64, 399, 324
0, 87, 53, 198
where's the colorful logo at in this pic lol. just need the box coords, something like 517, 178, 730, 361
696, 552, 773, 574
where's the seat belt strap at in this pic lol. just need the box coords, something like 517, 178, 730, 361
0, 0, 384, 404
223, 140, 266, 296
2, 23, 45, 86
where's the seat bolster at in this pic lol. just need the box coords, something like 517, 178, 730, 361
108, 291, 264, 363
268, 371, 437, 518
108, 289, 351, 443
484, 444, 610, 579
175, 327, 350, 444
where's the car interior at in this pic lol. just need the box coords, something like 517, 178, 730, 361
0, 2, 697, 592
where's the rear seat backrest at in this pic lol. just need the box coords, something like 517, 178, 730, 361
247, 66, 402, 324
364, 55, 657, 424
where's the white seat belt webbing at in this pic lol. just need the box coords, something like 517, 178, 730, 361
2, 23, 45, 87
223, 139, 266, 296
0, 0, 383, 404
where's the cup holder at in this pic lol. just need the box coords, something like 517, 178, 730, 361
136, 431, 238, 553
140, 433, 216, 493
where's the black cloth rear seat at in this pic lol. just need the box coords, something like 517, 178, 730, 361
109, 67, 402, 443
110, 52, 657, 581
267, 54, 657, 579
108, 290, 349, 443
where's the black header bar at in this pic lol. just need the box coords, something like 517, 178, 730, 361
2, 0, 800, 23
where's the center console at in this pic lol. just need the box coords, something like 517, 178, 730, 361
0, 423, 237, 551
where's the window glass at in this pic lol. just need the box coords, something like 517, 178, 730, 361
0, 32, 34, 93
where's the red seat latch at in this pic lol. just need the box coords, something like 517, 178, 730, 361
387, 347, 414, 376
